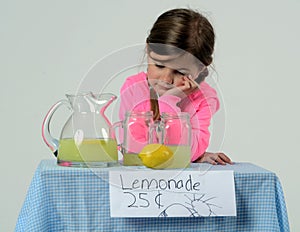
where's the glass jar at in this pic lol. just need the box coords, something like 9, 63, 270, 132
159, 112, 191, 168
119, 111, 155, 166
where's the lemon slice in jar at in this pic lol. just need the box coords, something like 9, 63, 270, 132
138, 144, 174, 169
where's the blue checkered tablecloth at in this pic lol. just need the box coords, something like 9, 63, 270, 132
15, 160, 290, 232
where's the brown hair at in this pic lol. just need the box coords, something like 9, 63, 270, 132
146, 8, 216, 120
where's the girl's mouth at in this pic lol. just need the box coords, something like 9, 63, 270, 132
154, 81, 173, 90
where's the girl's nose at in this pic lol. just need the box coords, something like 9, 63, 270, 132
160, 69, 173, 84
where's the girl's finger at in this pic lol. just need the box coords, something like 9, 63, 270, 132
215, 156, 226, 165
219, 153, 233, 164
186, 76, 199, 89
183, 76, 197, 91
209, 156, 218, 165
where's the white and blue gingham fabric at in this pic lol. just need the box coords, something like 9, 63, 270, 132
15, 160, 290, 232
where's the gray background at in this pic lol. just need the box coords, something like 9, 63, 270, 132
1, 0, 299, 231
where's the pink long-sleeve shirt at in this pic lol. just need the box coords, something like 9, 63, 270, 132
119, 72, 220, 162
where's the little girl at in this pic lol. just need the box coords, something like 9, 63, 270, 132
119, 8, 232, 165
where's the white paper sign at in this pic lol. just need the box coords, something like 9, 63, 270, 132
109, 170, 236, 217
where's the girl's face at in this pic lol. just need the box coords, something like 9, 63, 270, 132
147, 50, 204, 96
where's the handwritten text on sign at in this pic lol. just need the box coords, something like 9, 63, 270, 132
109, 170, 236, 217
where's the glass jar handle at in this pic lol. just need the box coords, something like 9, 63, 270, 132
41, 99, 71, 157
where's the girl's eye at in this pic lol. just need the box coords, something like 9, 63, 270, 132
153, 64, 187, 76
175, 70, 186, 76
155, 64, 165, 69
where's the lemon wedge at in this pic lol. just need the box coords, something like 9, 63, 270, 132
138, 144, 174, 169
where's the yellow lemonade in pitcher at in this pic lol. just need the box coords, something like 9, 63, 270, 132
58, 138, 118, 163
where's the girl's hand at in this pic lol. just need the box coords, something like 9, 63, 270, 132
194, 152, 233, 165
160, 76, 199, 99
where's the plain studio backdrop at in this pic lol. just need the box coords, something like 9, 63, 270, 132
1, 0, 299, 231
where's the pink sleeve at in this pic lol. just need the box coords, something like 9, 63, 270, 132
190, 95, 220, 161
119, 75, 149, 121
118, 74, 150, 150
119, 80, 132, 121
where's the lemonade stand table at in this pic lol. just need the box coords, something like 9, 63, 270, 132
15, 160, 290, 232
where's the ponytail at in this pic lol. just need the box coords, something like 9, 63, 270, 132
149, 86, 160, 120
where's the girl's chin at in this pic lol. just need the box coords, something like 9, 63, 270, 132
153, 87, 167, 95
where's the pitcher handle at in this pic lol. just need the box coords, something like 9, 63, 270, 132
111, 121, 124, 153
42, 99, 71, 157
100, 94, 117, 127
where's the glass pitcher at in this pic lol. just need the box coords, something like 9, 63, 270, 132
159, 112, 191, 168
42, 92, 118, 167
